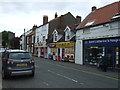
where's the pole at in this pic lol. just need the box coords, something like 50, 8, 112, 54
24, 29, 26, 50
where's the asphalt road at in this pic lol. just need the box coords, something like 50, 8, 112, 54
1, 56, 119, 88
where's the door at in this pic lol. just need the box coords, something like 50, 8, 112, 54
105, 47, 114, 68
62, 48, 65, 60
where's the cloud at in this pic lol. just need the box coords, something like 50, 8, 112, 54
0, 0, 118, 37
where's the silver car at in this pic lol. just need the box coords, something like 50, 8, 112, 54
2, 50, 35, 79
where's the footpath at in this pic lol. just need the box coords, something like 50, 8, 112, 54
34, 56, 119, 80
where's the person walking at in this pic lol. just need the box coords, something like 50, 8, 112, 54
101, 56, 108, 72
52, 52, 56, 61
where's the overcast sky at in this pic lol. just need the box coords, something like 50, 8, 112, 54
0, 0, 119, 37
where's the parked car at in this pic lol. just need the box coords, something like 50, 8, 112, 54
2, 50, 35, 79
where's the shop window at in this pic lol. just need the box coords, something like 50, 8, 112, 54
84, 47, 104, 65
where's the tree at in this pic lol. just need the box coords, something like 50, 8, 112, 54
2, 31, 9, 48
1, 30, 20, 49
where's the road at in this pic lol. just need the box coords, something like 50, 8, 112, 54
1, 56, 119, 88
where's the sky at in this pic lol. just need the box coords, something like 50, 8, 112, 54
0, 0, 119, 37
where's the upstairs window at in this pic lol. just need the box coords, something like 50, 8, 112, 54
54, 34, 57, 42
83, 28, 90, 33
66, 30, 71, 41
43, 36, 46, 42
37, 36, 39, 43
32, 35, 34, 43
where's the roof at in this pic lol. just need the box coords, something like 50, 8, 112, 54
68, 24, 78, 31
48, 12, 72, 23
58, 35, 65, 42
27, 31, 35, 37
77, 1, 120, 29
56, 27, 66, 34
70, 36, 76, 42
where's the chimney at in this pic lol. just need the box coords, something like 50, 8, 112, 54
55, 12, 58, 18
92, 6, 97, 11
43, 15, 48, 24
33, 24, 37, 31
76, 15, 81, 24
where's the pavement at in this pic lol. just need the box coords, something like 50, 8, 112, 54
34, 56, 119, 80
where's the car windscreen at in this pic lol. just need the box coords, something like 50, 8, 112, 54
9, 52, 32, 60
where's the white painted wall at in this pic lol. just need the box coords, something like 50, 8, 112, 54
75, 40, 83, 64
35, 23, 49, 44
75, 21, 120, 65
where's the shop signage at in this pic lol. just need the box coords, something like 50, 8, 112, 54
48, 42, 74, 48
48, 44, 56, 48
84, 38, 120, 47
56, 42, 74, 48
35, 42, 47, 47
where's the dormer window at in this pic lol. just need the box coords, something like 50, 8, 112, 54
67, 35, 70, 40
53, 29, 58, 42
54, 34, 57, 41
64, 26, 71, 41
66, 30, 71, 41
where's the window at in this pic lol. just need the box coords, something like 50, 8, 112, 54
27, 37, 29, 44
83, 28, 90, 33
37, 36, 39, 43
54, 34, 57, 41
66, 30, 71, 40
67, 35, 70, 40
32, 35, 34, 43
85, 20, 95, 26
9, 52, 32, 60
43, 36, 45, 42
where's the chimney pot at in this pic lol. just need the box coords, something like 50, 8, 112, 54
55, 12, 58, 18
43, 15, 48, 24
92, 6, 97, 11
76, 15, 81, 24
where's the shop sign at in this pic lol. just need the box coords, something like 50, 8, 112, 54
48, 42, 74, 48
56, 42, 74, 48
48, 44, 56, 48
84, 38, 120, 47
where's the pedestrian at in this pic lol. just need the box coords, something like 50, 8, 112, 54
52, 52, 56, 61
101, 56, 108, 72
48, 53, 52, 60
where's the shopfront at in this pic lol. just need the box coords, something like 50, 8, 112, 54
48, 42, 75, 62
34, 43, 47, 58
83, 37, 120, 69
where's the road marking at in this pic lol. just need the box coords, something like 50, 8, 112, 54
46, 62, 119, 81
48, 70, 83, 84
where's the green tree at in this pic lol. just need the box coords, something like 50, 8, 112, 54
2, 31, 9, 48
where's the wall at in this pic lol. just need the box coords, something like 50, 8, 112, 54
35, 23, 49, 44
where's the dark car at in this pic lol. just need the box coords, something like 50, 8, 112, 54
2, 50, 35, 79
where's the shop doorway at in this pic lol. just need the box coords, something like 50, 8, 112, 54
62, 48, 65, 60
105, 47, 114, 68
